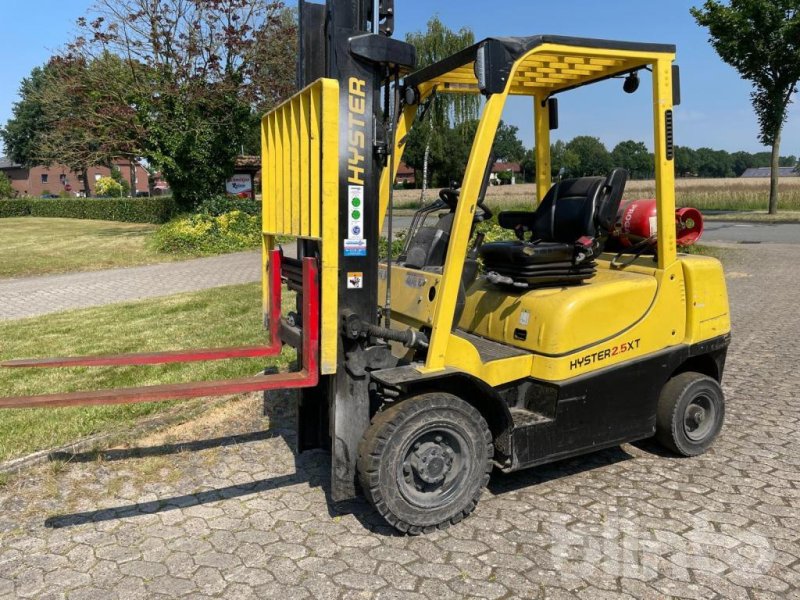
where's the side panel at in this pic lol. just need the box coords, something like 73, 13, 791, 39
511, 345, 690, 469
680, 255, 731, 343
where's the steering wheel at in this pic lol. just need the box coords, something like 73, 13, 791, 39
438, 188, 494, 222
438, 188, 460, 210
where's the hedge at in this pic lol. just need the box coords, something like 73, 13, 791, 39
0, 199, 32, 218
20, 197, 178, 224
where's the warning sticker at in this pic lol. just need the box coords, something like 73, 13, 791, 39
347, 272, 364, 289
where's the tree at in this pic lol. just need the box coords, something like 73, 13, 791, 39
0, 173, 14, 199
492, 122, 526, 163
406, 17, 479, 198
695, 147, 734, 177
612, 140, 653, 179
72, 0, 296, 208
566, 136, 613, 177
692, 1, 800, 214
521, 149, 536, 183
730, 150, 755, 176
33, 55, 113, 196
550, 140, 580, 178
95, 176, 124, 198
1, 66, 51, 167
674, 146, 698, 177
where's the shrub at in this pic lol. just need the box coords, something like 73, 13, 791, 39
196, 194, 260, 216
152, 210, 261, 255
0, 199, 31, 218
0, 173, 14, 199
496, 171, 514, 185
29, 197, 176, 223
477, 217, 516, 244
379, 230, 406, 259
95, 176, 124, 198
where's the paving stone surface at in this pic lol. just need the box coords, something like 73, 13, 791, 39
0, 252, 261, 321
0, 243, 798, 599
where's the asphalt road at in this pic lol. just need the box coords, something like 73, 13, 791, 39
386, 216, 800, 245
702, 221, 800, 244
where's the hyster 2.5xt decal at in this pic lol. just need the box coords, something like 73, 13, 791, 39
570, 339, 642, 371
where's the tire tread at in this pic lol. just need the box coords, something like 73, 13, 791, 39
357, 393, 492, 535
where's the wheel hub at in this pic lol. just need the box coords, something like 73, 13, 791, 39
409, 441, 454, 484
683, 394, 716, 442
687, 405, 706, 427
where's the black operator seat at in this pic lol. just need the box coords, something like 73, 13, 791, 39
404, 212, 455, 270
479, 168, 628, 287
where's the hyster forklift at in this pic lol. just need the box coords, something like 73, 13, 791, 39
0, 0, 731, 534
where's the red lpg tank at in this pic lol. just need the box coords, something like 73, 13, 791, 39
616, 199, 704, 247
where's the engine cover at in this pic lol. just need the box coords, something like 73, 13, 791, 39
457, 267, 658, 356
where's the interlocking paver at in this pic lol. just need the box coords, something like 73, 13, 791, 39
1, 242, 799, 598
0, 251, 260, 321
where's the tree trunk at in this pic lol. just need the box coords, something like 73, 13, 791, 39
419, 118, 435, 204
420, 141, 431, 203
129, 161, 137, 197
82, 168, 92, 197
769, 129, 782, 215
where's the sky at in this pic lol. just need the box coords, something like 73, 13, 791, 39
1, 0, 798, 156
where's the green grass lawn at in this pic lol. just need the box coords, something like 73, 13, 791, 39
0, 217, 182, 279
0, 283, 294, 462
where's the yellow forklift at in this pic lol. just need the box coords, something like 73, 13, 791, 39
1, 1, 730, 535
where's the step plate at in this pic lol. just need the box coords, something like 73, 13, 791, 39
454, 330, 531, 363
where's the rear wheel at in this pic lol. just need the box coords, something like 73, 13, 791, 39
656, 371, 725, 456
357, 392, 492, 534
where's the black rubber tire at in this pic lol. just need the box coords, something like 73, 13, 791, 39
656, 371, 725, 457
357, 393, 493, 535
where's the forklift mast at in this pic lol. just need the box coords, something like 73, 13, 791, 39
295, 0, 416, 501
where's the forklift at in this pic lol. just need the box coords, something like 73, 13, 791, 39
0, 0, 731, 535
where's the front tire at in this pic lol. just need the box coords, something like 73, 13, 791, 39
656, 371, 725, 456
357, 392, 493, 535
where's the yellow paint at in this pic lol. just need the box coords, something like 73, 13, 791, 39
534, 99, 551, 205
420, 91, 509, 373
377, 265, 441, 328
261, 79, 340, 374
680, 254, 731, 342
319, 81, 341, 374
652, 58, 677, 268
459, 269, 658, 356
379, 102, 422, 226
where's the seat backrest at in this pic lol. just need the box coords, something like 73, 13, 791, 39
529, 168, 629, 243
404, 212, 455, 269
532, 176, 605, 243
595, 168, 628, 234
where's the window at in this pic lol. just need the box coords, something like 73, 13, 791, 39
94, 173, 102, 182
59, 174, 67, 185
40, 174, 48, 184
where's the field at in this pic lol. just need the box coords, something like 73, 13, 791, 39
0, 283, 292, 462
393, 177, 800, 213
0, 218, 179, 279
